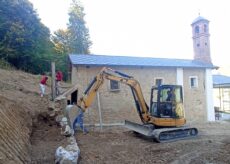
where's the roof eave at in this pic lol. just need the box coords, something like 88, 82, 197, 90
71, 63, 216, 69
213, 84, 230, 88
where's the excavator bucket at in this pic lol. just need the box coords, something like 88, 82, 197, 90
124, 120, 198, 142
124, 120, 154, 137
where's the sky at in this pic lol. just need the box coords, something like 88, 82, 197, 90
29, 0, 230, 68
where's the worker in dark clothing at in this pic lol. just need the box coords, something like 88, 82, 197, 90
166, 90, 173, 101
73, 109, 88, 134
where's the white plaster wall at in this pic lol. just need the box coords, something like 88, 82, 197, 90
205, 69, 215, 121
176, 68, 183, 86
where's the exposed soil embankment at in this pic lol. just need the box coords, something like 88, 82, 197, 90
0, 68, 62, 163
0, 96, 31, 163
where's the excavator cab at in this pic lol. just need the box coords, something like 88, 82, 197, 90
150, 85, 184, 119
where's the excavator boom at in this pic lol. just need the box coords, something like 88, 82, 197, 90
77, 67, 151, 123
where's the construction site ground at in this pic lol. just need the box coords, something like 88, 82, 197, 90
1, 68, 230, 164
76, 123, 230, 164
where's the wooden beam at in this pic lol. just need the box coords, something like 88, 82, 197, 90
51, 62, 56, 101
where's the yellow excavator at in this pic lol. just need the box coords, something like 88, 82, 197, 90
75, 67, 198, 142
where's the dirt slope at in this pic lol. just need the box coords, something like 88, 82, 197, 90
0, 95, 31, 163
0, 69, 66, 163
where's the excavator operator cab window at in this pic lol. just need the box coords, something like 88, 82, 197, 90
157, 86, 183, 118
150, 88, 158, 116
158, 88, 173, 117
151, 86, 183, 118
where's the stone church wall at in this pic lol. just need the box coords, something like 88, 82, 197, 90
71, 66, 206, 125
183, 68, 207, 122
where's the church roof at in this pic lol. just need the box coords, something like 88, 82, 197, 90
69, 54, 216, 69
192, 15, 209, 24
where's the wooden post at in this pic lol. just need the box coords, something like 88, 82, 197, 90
51, 62, 56, 101
97, 92, 103, 131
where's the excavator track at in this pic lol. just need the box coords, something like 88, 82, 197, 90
124, 120, 198, 143
151, 126, 198, 142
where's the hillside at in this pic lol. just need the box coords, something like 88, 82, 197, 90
0, 68, 66, 163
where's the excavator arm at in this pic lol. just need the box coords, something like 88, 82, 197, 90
77, 67, 150, 123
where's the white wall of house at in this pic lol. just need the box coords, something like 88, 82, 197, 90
205, 69, 215, 121
176, 68, 183, 86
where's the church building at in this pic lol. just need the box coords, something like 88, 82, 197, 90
68, 16, 217, 124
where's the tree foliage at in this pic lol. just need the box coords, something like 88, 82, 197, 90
52, 29, 71, 55
0, 0, 92, 79
51, 0, 92, 80
0, 0, 54, 74
67, 0, 92, 54
52, 0, 92, 55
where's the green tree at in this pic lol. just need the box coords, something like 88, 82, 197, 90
51, 29, 70, 80
0, 0, 53, 74
51, 0, 92, 80
52, 29, 71, 55
67, 0, 92, 54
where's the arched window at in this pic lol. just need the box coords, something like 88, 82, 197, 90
195, 26, 199, 33
204, 24, 207, 32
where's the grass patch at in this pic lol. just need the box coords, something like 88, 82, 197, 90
0, 59, 15, 70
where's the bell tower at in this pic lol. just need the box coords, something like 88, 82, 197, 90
191, 15, 212, 63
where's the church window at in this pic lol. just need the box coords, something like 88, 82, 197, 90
204, 24, 207, 32
109, 80, 120, 91
189, 76, 198, 88
155, 78, 163, 86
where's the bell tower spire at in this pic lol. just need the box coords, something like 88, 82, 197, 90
191, 15, 212, 63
